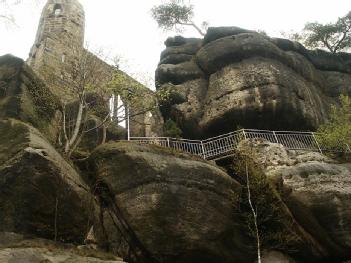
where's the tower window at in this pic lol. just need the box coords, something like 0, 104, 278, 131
53, 4, 62, 16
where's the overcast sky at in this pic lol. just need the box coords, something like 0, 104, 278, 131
1, 0, 350, 89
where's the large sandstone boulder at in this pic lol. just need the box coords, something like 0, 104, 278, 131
89, 142, 251, 263
320, 70, 351, 97
155, 27, 351, 138
0, 119, 95, 243
261, 250, 298, 263
159, 79, 207, 137
157, 37, 207, 138
161, 37, 202, 61
237, 139, 351, 262
203, 26, 255, 45
200, 57, 329, 134
307, 50, 351, 74
156, 61, 204, 86
0, 232, 125, 263
0, 54, 60, 142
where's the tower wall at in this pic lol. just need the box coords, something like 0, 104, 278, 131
27, 0, 163, 137
27, 0, 85, 97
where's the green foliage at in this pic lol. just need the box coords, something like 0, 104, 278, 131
317, 95, 351, 151
26, 77, 60, 122
151, 0, 206, 36
280, 30, 304, 43
107, 71, 169, 122
303, 11, 351, 53
256, 29, 268, 37
151, 0, 193, 30
233, 149, 302, 252
108, 71, 149, 105
163, 119, 182, 138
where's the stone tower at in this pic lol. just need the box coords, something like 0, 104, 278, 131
27, 0, 164, 137
27, 0, 85, 95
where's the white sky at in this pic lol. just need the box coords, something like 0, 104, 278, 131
1, 0, 351, 89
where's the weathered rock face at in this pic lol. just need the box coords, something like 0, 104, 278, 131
156, 27, 351, 138
156, 36, 207, 137
237, 139, 351, 262
89, 142, 251, 263
201, 57, 327, 133
0, 54, 60, 142
0, 232, 125, 263
0, 119, 95, 243
160, 78, 207, 137
261, 250, 298, 263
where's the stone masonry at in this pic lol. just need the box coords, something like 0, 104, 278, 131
27, 0, 163, 137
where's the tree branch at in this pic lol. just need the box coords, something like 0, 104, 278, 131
179, 21, 205, 36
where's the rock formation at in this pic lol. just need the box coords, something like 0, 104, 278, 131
2, 8, 351, 262
0, 232, 125, 263
0, 119, 96, 243
0, 55, 60, 142
0, 54, 128, 262
237, 139, 351, 262
0, 52, 351, 262
156, 27, 351, 138
89, 142, 252, 263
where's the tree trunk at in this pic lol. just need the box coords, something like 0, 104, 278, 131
113, 94, 119, 122
101, 124, 107, 144
65, 99, 84, 153
246, 161, 262, 263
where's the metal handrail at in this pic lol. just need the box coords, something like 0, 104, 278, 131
128, 129, 349, 160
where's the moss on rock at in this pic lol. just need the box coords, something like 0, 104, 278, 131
0, 54, 60, 142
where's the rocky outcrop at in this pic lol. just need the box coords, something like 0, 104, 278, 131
237, 139, 351, 262
156, 27, 350, 138
0, 54, 129, 261
0, 54, 60, 142
0, 119, 95, 243
160, 78, 207, 137
156, 36, 207, 137
200, 57, 327, 133
0, 232, 125, 263
261, 250, 298, 263
89, 142, 251, 263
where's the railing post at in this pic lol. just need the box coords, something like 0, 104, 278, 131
312, 132, 323, 154
201, 141, 206, 159
272, 131, 279, 144
167, 137, 170, 148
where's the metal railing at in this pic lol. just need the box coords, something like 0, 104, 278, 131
129, 129, 348, 160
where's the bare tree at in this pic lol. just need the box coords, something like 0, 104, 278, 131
0, 0, 43, 26
234, 142, 302, 261
245, 160, 262, 263
0, 0, 21, 25
43, 44, 166, 157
